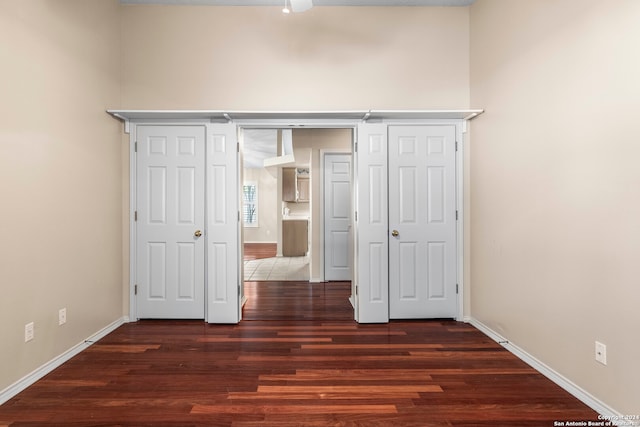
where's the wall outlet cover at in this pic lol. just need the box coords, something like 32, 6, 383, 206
595, 341, 607, 365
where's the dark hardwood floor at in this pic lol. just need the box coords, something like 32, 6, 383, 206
0, 280, 599, 426
243, 243, 277, 261
243, 281, 353, 321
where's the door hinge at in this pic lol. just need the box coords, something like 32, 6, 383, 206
355, 285, 358, 296
238, 210, 241, 222
455, 140, 458, 151
456, 284, 459, 294
455, 210, 458, 221
355, 211, 358, 222
354, 142, 358, 153
237, 142, 240, 153
134, 210, 138, 221
134, 284, 138, 295
134, 141, 138, 152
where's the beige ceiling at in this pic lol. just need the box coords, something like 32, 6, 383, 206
121, 0, 476, 6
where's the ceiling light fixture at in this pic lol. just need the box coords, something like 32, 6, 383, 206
282, 0, 290, 14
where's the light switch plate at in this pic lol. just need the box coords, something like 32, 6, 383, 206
25, 322, 34, 342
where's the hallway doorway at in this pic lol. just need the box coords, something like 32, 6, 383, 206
241, 128, 353, 285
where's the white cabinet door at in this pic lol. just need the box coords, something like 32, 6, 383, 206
355, 123, 389, 323
324, 154, 352, 281
388, 125, 457, 319
136, 125, 205, 319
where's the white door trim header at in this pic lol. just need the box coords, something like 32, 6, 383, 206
109, 109, 483, 134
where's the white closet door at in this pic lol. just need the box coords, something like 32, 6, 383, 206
206, 122, 240, 324
355, 123, 389, 323
136, 125, 205, 319
388, 125, 457, 319
324, 153, 352, 281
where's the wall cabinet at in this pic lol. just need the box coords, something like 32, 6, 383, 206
297, 177, 309, 202
282, 168, 297, 202
282, 168, 310, 203
283, 220, 308, 256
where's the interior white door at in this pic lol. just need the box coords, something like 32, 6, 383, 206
324, 154, 352, 281
206, 122, 240, 324
388, 125, 457, 319
355, 123, 389, 323
136, 125, 205, 319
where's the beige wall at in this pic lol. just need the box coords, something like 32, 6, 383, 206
243, 167, 278, 243
0, 0, 123, 392
120, 5, 470, 110
470, 0, 640, 414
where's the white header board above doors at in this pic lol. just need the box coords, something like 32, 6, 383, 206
107, 109, 483, 132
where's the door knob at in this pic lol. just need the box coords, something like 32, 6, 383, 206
194, 230, 202, 238
391, 230, 399, 237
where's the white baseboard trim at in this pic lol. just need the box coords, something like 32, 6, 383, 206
466, 317, 635, 426
348, 295, 355, 308
310, 277, 323, 283
243, 241, 277, 244
0, 316, 128, 405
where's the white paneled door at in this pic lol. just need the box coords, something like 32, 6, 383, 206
136, 125, 206, 319
206, 122, 240, 324
355, 123, 389, 323
324, 154, 353, 281
388, 125, 457, 319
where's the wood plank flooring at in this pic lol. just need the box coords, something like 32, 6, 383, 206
243, 243, 277, 261
243, 281, 353, 321
0, 281, 600, 426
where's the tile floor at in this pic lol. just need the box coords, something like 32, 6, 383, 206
243, 255, 310, 281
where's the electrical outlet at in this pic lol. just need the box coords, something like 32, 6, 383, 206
59, 308, 67, 326
595, 341, 607, 365
25, 322, 34, 342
